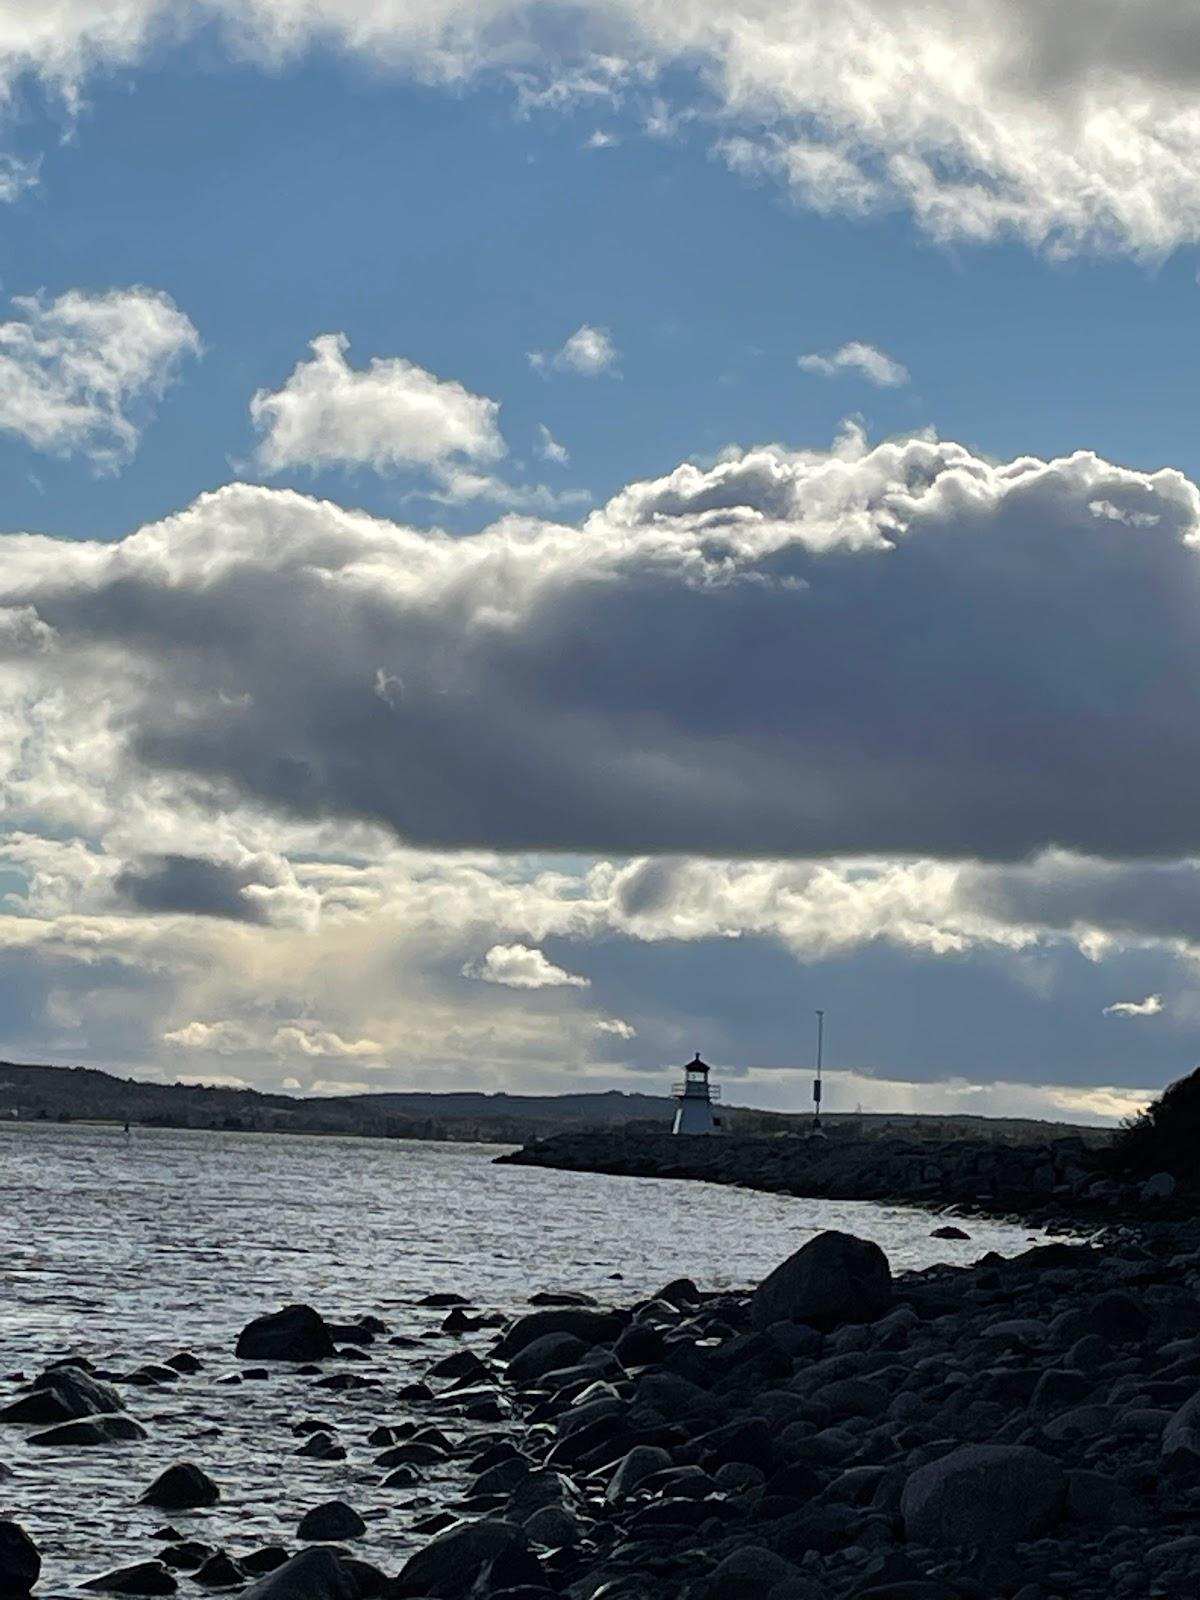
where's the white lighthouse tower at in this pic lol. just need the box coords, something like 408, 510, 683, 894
671, 1052, 721, 1135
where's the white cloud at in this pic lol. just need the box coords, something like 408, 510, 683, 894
251, 333, 503, 477
530, 324, 618, 377
14, 3, 1200, 256
1103, 994, 1164, 1018
596, 1016, 637, 1039
799, 342, 909, 387
535, 423, 569, 465
463, 942, 590, 988
272, 1022, 383, 1058
0, 286, 199, 470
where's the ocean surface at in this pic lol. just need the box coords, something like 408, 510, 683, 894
1, 1124, 1051, 1596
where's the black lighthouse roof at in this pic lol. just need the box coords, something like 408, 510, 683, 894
685, 1052, 711, 1073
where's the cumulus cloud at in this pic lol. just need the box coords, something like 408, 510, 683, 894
7, 432, 1200, 863
798, 342, 909, 387
463, 942, 590, 988
530, 324, 618, 376
251, 333, 503, 476
1104, 994, 1164, 1018
596, 1016, 637, 1039
14, 3, 1200, 255
0, 286, 199, 469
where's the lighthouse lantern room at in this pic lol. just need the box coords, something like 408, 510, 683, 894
671, 1052, 722, 1135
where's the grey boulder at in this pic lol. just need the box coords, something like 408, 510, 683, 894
236, 1304, 335, 1362
751, 1231, 892, 1330
390, 1518, 523, 1597
141, 1462, 220, 1509
239, 1548, 359, 1600
900, 1444, 1066, 1551
0, 1365, 124, 1424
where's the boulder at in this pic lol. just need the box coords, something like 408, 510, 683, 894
606, 1445, 673, 1502
900, 1444, 1066, 1551
1162, 1391, 1200, 1459
141, 1462, 220, 1509
0, 1365, 124, 1423
929, 1226, 970, 1241
708, 1546, 799, 1599
751, 1232, 892, 1330
390, 1519, 523, 1597
507, 1334, 589, 1386
239, 1548, 358, 1599
1142, 1172, 1177, 1201
494, 1309, 624, 1358
236, 1305, 335, 1362
297, 1502, 366, 1541
0, 1520, 40, 1596
28, 1414, 146, 1446
81, 1561, 177, 1594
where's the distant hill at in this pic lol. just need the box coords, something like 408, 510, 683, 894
0, 1060, 1111, 1147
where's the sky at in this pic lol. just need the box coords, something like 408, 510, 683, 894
7, 5, 1200, 1122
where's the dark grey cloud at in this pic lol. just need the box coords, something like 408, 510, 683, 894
11, 439, 1200, 863
115, 855, 269, 924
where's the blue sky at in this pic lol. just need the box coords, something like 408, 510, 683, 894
6, 2, 1200, 1121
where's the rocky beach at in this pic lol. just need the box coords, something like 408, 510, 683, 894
8, 1211, 1200, 1600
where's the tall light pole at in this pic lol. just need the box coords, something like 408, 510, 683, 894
813, 1009, 825, 1129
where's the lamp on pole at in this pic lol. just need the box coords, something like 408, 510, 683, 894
813, 1009, 825, 1129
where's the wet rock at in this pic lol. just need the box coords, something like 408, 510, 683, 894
28, 1414, 146, 1446
606, 1445, 673, 1501
375, 1441, 446, 1467
165, 1352, 201, 1375
382, 1465, 422, 1488
428, 1349, 489, 1382
0, 1364, 124, 1423
81, 1561, 177, 1594
657, 1278, 701, 1308
125, 1364, 181, 1387
158, 1542, 213, 1572
750, 1232, 892, 1331
142, 1462, 220, 1509
508, 1334, 589, 1386
708, 1546, 799, 1599
239, 1547, 290, 1576
235, 1304, 335, 1362
193, 1551, 245, 1588
296, 1433, 345, 1461
523, 1505, 580, 1546
0, 1520, 40, 1596
929, 1226, 970, 1240
297, 1502, 367, 1542
614, 1324, 667, 1368
420, 1293, 472, 1308
239, 1548, 358, 1599
529, 1291, 597, 1307
495, 1309, 625, 1358
390, 1519, 524, 1598
900, 1444, 1066, 1551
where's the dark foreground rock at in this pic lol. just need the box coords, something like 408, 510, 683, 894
0, 1520, 40, 1596
240, 1548, 359, 1599
141, 1462, 220, 1509
236, 1305, 336, 1362
374, 1221, 1200, 1600
81, 1560, 177, 1594
750, 1229, 892, 1329
0, 1364, 125, 1424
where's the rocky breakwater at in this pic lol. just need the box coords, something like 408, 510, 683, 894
495, 1126, 1174, 1226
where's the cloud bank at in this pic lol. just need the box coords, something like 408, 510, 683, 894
12, 3, 1200, 255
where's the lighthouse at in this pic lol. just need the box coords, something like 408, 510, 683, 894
671, 1052, 721, 1135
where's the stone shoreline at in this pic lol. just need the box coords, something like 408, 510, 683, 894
494, 1126, 1180, 1230
7, 1214, 1200, 1600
